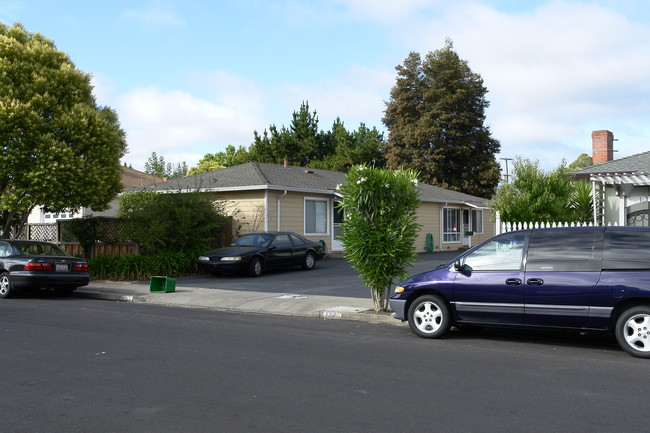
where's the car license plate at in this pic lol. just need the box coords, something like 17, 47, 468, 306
55, 264, 69, 272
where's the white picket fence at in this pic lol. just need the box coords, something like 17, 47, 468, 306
497, 220, 621, 235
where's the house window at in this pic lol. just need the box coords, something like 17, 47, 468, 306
305, 198, 328, 235
443, 207, 461, 243
471, 210, 483, 234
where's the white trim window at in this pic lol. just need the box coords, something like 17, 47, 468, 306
305, 198, 328, 235
471, 209, 484, 234
443, 207, 461, 243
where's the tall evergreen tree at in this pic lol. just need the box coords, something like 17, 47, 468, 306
383, 40, 500, 198
249, 101, 322, 166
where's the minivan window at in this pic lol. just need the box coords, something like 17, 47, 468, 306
526, 230, 603, 272
463, 233, 526, 271
603, 230, 650, 270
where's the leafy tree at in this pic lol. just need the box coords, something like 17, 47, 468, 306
490, 157, 575, 223
310, 120, 386, 171
567, 153, 593, 171
213, 144, 250, 167
187, 158, 225, 176
383, 40, 500, 198
188, 145, 250, 175
338, 165, 421, 311
117, 190, 229, 253
0, 23, 127, 237
144, 152, 187, 179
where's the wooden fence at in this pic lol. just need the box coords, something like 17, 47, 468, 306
59, 243, 139, 258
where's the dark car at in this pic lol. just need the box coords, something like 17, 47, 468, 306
390, 226, 650, 358
198, 232, 326, 277
0, 240, 90, 298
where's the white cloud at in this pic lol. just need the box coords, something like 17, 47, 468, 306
115, 81, 265, 170
275, 64, 394, 130
96, 0, 650, 175
384, 1, 650, 168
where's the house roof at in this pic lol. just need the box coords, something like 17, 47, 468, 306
120, 166, 164, 188
127, 161, 489, 207
571, 150, 650, 176
570, 150, 650, 185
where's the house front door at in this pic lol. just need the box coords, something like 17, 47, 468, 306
462, 209, 471, 247
332, 200, 344, 251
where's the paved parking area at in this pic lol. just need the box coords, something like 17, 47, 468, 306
174, 251, 462, 298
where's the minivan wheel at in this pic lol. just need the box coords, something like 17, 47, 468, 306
407, 295, 450, 339
0, 272, 12, 299
616, 306, 650, 358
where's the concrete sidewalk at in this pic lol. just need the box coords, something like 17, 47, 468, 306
74, 279, 407, 327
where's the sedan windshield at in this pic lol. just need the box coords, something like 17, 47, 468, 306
230, 234, 273, 248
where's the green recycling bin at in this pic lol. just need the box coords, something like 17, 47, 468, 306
149, 276, 176, 293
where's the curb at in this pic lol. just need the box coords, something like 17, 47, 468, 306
74, 290, 405, 326
75, 291, 134, 303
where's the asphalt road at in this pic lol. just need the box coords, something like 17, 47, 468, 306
174, 251, 462, 298
2, 297, 648, 433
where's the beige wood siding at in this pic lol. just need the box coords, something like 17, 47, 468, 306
206, 191, 266, 236
203, 189, 496, 251
413, 203, 497, 253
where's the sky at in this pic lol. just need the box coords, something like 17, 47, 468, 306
2, 0, 650, 175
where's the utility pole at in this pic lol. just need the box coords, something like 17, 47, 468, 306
500, 157, 513, 183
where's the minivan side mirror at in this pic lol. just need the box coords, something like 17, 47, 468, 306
454, 261, 472, 274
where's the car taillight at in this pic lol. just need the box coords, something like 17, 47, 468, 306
24, 262, 53, 271
72, 263, 88, 272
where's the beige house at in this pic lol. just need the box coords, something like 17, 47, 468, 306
130, 162, 496, 253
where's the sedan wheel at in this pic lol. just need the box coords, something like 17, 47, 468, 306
0, 272, 12, 299
407, 295, 450, 339
616, 306, 650, 358
248, 257, 262, 277
302, 252, 316, 270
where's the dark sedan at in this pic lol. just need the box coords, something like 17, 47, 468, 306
0, 239, 90, 298
198, 232, 326, 277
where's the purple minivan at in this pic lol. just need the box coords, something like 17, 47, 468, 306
389, 226, 650, 358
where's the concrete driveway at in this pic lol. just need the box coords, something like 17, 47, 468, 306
174, 251, 463, 298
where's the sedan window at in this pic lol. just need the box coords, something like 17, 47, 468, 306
271, 234, 292, 249
0, 242, 11, 257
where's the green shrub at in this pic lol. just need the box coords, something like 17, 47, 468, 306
338, 165, 421, 311
88, 254, 117, 280
117, 190, 230, 254
112, 255, 154, 280
89, 249, 204, 281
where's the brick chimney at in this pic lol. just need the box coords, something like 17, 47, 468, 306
592, 130, 614, 165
